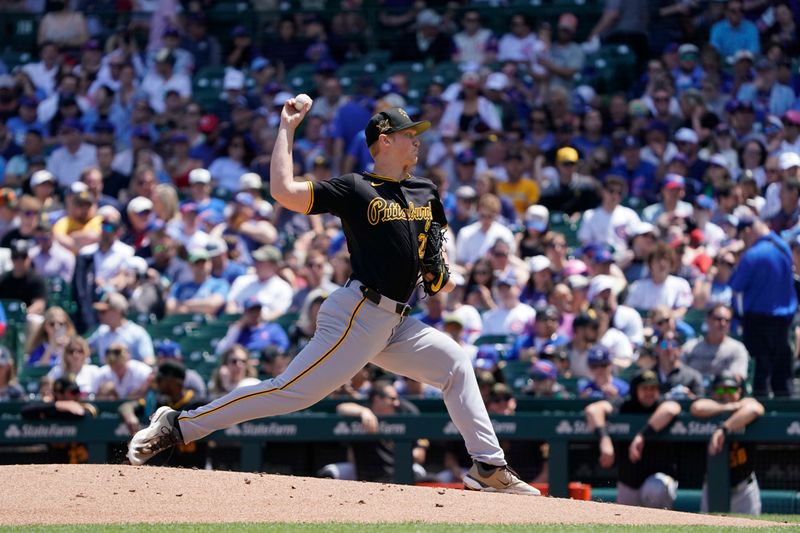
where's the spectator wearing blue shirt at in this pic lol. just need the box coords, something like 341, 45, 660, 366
737, 59, 796, 117
728, 217, 797, 397
166, 248, 229, 316
710, 0, 760, 60
507, 305, 569, 361
609, 136, 658, 204
6, 96, 45, 146
578, 345, 630, 400
215, 297, 290, 356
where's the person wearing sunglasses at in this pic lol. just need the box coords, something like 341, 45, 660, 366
709, 0, 760, 62
651, 331, 704, 400
0, 194, 42, 249
690, 371, 764, 515
578, 175, 641, 256
682, 304, 748, 380
94, 342, 153, 400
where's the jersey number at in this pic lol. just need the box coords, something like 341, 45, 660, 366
418, 232, 427, 259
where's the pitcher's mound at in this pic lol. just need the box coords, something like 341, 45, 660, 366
0, 464, 781, 527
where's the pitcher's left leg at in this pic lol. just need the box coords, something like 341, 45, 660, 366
372, 317, 504, 465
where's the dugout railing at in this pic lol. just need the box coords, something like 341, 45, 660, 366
0, 408, 798, 513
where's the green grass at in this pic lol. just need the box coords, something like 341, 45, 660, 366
1, 521, 796, 533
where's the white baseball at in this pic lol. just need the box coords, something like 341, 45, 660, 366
294, 93, 312, 111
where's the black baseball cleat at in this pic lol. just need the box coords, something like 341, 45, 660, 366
127, 407, 182, 466
463, 462, 542, 495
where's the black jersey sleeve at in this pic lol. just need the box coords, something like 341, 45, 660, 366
306, 174, 356, 216
430, 187, 448, 228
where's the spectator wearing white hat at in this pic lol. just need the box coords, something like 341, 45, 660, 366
673, 127, 708, 183
88, 292, 155, 365
226, 244, 293, 321
578, 176, 641, 255
518, 204, 549, 259
588, 274, 643, 346
624, 221, 659, 284
124, 196, 154, 250
185, 168, 225, 219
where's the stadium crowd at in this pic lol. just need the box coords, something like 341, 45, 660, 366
0, 0, 797, 509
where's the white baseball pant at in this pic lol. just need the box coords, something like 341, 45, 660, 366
176, 281, 506, 465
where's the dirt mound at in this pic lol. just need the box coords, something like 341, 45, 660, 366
0, 464, 782, 527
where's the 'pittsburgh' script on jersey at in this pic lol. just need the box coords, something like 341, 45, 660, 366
367, 198, 433, 225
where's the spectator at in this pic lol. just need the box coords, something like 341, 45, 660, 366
642, 174, 693, 225
0, 239, 47, 321
508, 304, 568, 361
587, 275, 644, 346
737, 59, 795, 118
216, 297, 290, 356
141, 49, 191, 115
88, 292, 155, 365
45, 336, 99, 397
682, 304, 748, 380
610, 136, 658, 205
565, 311, 601, 378
578, 176, 641, 255
208, 134, 254, 193
166, 248, 229, 316
182, 13, 222, 71
520, 255, 553, 309
625, 243, 693, 315
0, 194, 41, 248
439, 72, 502, 141
709, 0, 760, 61
288, 288, 329, 354
226, 245, 293, 320
496, 152, 539, 218
24, 306, 75, 368
539, 147, 600, 215
690, 372, 764, 515
0, 348, 23, 401
121, 256, 165, 320
154, 340, 206, 397
578, 345, 630, 400
497, 14, 539, 65
22, 42, 60, 98
585, 370, 681, 509
208, 344, 260, 399
525, 359, 570, 398
692, 251, 737, 309
766, 176, 800, 233
729, 216, 796, 397
540, 13, 584, 92
481, 273, 536, 336
651, 331, 704, 399
455, 194, 516, 267
452, 10, 496, 66
586, 0, 651, 75
78, 206, 134, 292
94, 342, 153, 400
124, 196, 154, 250
52, 186, 102, 254
37, 3, 89, 48
46, 119, 97, 187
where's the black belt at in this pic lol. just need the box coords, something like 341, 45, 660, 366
346, 279, 411, 317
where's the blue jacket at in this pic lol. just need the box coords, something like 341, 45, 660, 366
729, 232, 797, 317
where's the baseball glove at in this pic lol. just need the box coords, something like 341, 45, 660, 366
421, 222, 450, 296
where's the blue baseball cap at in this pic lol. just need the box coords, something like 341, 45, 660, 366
592, 248, 614, 264
155, 339, 182, 359
695, 195, 714, 210
244, 296, 263, 310
587, 345, 611, 367
60, 118, 83, 133
474, 344, 500, 370
251, 57, 270, 71
456, 150, 476, 164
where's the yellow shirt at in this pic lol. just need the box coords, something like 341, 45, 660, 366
52, 215, 103, 236
497, 178, 541, 216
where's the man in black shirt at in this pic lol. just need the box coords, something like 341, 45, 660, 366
585, 370, 681, 509
0, 239, 47, 318
129, 97, 539, 496
690, 371, 763, 515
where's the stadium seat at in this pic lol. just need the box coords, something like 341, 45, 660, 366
0, 299, 27, 367
285, 63, 318, 93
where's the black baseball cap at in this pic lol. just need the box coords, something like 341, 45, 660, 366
157, 359, 186, 381
365, 108, 430, 147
